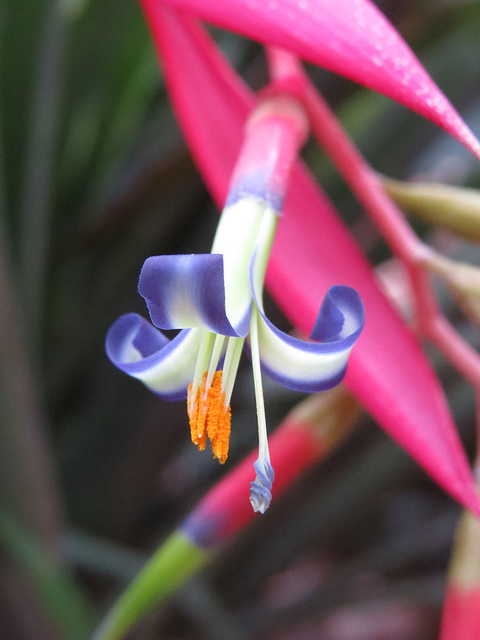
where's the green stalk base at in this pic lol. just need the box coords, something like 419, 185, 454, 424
92, 531, 209, 640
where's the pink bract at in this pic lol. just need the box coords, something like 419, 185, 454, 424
161, 0, 480, 159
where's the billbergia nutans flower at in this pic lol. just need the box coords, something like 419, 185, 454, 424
92, 3, 480, 640
107, 0, 480, 517
106, 95, 364, 512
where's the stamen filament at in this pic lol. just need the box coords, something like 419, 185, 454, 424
222, 337, 245, 407
205, 334, 225, 390
191, 331, 215, 398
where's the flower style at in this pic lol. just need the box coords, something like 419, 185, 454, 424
107, 97, 364, 512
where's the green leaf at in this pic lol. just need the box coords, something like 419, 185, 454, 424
0, 511, 95, 640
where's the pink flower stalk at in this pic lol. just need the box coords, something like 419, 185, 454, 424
138, 1, 480, 514
182, 409, 321, 546
440, 587, 480, 640
182, 387, 360, 547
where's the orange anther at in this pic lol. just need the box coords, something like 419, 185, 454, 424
188, 372, 207, 451
211, 394, 231, 464
187, 370, 231, 463
206, 371, 223, 442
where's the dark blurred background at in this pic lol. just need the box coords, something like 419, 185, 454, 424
1, 1, 480, 638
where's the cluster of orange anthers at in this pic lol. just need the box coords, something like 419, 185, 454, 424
187, 371, 232, 463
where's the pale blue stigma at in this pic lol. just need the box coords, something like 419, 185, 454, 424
250, 458, 275, 513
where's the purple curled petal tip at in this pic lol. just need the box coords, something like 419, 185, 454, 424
105, 313, 200, 400
251, 281, 365, 393
139, 254, 250, 337
310, 285, 365, 344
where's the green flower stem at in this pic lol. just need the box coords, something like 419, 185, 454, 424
92, 532, 209, 640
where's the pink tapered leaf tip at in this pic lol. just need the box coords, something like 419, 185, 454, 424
163, 0, 480, 160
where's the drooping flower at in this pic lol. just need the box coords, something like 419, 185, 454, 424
131, 0, 480, 515
107, 96, 364, 512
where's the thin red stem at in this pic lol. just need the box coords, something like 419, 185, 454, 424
266, 47, 480, 391
427, 316, 480, 390
474, 392, 480, 468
